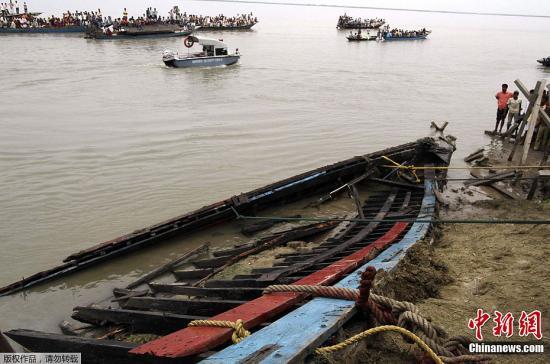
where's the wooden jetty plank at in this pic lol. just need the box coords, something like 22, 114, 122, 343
201, 179, 435, 364
72, 306, 206, 335
126, 245, 208, 289
130, 210, 408, 358
123, 297, 246, 316
148, 284, 263, 300
464, 171, 516, 187
5, 329, 137, 364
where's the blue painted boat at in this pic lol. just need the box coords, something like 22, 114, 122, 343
201, 174, 440, 363
0, 25, 85, 33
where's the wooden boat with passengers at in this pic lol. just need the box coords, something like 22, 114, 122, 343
537, 57, 550, 67
0, 12, 86, 33
3, 136, 455, 363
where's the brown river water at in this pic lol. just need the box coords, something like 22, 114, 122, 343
0, 1, 549, 335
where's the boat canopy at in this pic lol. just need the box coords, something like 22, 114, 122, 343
188, 36, 228, 49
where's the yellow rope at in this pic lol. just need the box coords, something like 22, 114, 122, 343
382, 156, 421, 182
188, 319, 251, 344
315, 325, 444, 364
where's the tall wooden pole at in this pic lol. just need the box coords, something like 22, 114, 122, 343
520, 80, 546, 165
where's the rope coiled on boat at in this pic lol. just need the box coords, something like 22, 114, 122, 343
188, 319, 250, 344
264, 268, 491, 363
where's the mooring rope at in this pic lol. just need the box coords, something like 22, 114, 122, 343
315, 325, 443, 363
188, 319, 250, 344
264, 271, 491, 363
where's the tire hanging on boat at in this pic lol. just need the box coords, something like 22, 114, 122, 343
184, 36, 194, 48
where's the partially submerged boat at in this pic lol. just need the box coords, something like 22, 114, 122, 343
163, 36, 240, 68
537, 57, 550, 67
84, 23, 194, 40
3, 137, 455, 363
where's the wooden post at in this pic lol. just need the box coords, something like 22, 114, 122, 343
0, 331, 15, 352
508, 79, 542, 162
347, 185, 365, 219
520, 80, 546, 165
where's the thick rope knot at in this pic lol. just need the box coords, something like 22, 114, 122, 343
356, 266, 376, 313
188, 319, 250, 344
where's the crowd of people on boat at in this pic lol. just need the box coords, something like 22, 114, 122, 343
379, 26, 430, 39
337, 14, 384, 29
494, 83, 550, 151
181, 13, 257, 28
0, 9, 96, 29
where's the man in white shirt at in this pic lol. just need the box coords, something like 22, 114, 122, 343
506, 91, 522, 132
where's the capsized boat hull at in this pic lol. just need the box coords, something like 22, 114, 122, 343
164, 55, 240, 68
346, 36, 376, 41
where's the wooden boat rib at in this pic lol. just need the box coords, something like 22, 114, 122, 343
0, 139, 424, 297
4, 137, 454, 364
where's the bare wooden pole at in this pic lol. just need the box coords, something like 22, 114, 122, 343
520, 80, 546, 165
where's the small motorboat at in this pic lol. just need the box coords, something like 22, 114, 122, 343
537, 57, 550, 67
163, 36, 240, 68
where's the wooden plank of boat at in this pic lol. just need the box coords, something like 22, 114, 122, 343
4, 329, 137, 364
212, 245, 254, 257
369, 177, 424, 190
201, 178, 436, 364
0, 140, 419, 296
72, 306, 207, 335
125, 245, 208, 289
129, 197, 408, 358
192, 221, 340, 286
123, 297, 246, 316
254, 191, 397, 283
148, 284, 264, 300
172, 268, 214, 280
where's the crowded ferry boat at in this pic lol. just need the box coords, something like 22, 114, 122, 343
0, 1, 89, 32
378, 26, 431, 41
85, 6, 194, 39
337, 14, 385, 29
182, 12, 257, 30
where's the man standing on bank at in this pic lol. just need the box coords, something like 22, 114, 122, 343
494, 83, 513, 134
506, 91, 522, 132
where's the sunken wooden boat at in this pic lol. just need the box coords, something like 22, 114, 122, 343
4, 136, 455, 363
346, 34, 377, 41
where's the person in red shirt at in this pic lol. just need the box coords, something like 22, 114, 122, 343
494, 83, 513, 134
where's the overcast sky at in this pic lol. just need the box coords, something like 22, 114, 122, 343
27, 0, 550, 17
